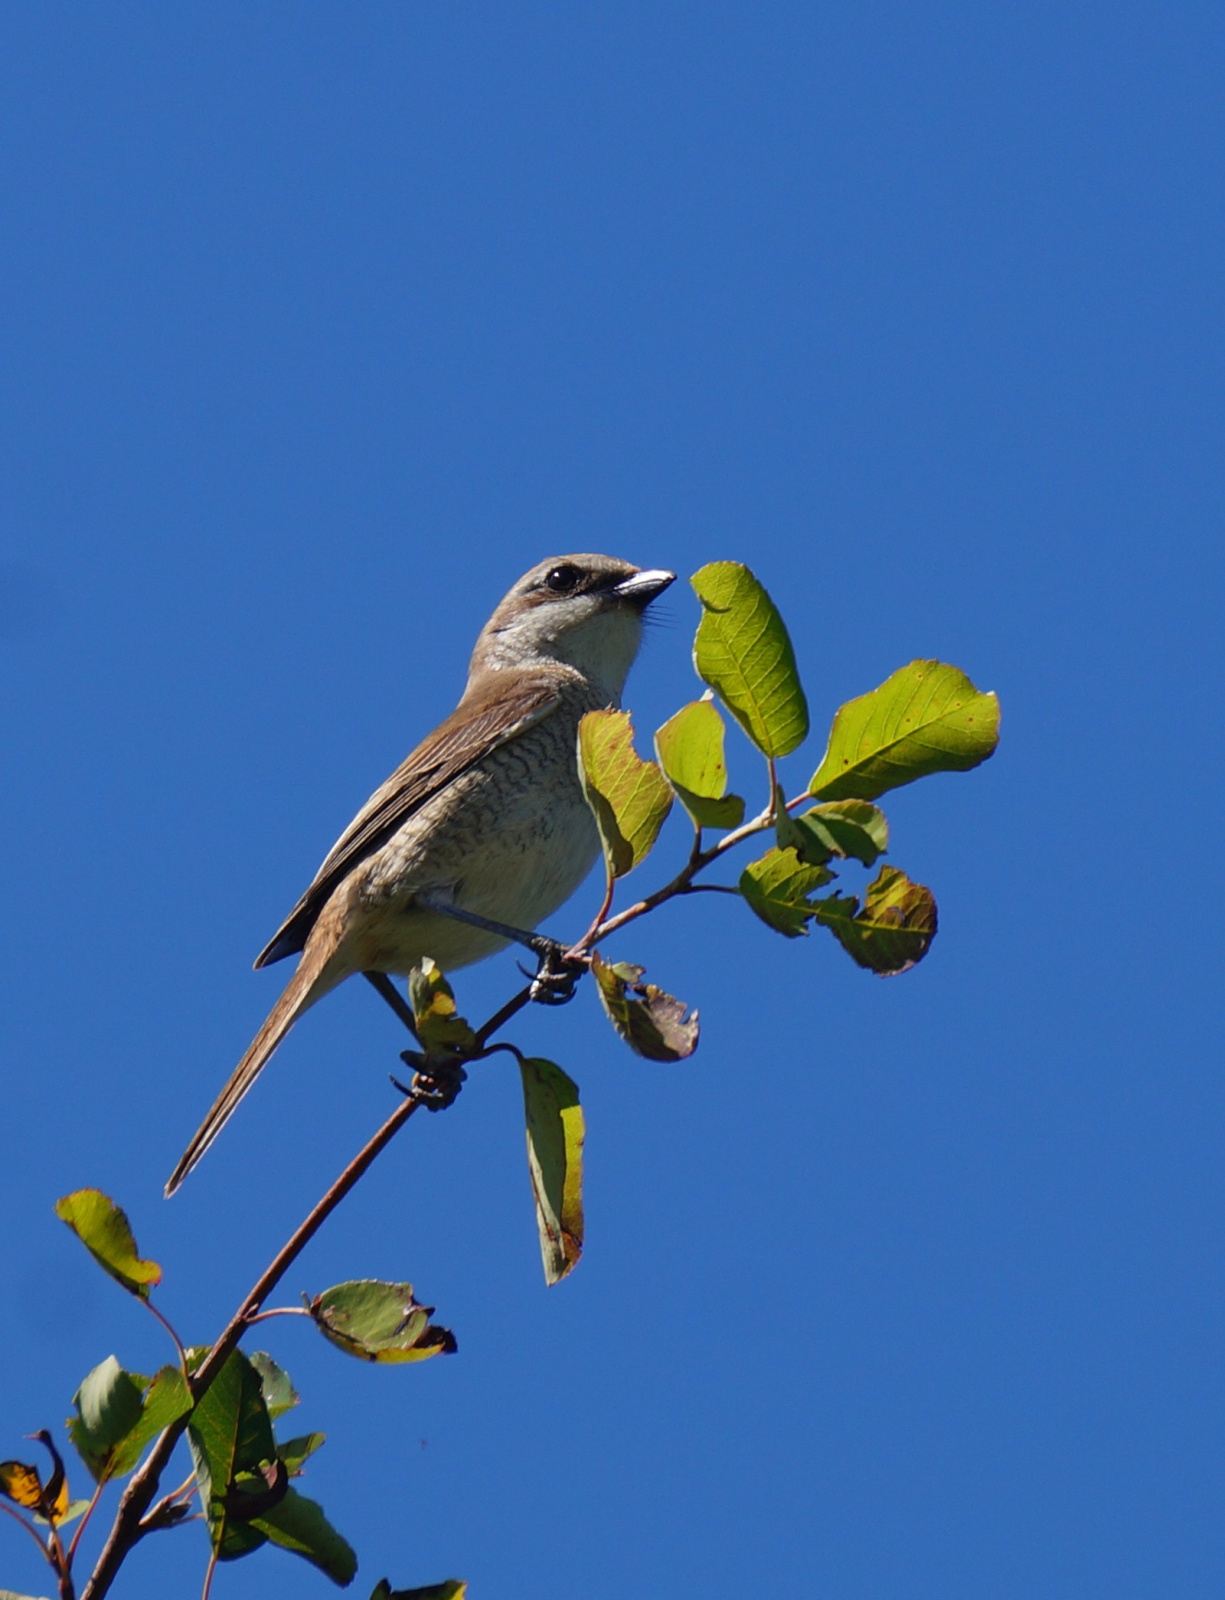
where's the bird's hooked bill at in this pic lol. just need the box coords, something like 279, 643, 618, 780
614, 568, 676, 602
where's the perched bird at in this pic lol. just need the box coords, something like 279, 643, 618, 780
166, 553, 675, 1193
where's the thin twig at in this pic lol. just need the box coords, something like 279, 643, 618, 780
66, 1476, 107, 1565
0, 1496, 48, 1558
242, 1307, 313, 1325
473, 982, 536, 1048
200, 1545, 218, 1600
81, 1090, 425, 1600
143, 1299, 189, 1373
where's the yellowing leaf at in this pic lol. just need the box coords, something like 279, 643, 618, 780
739, 847, 834, 937
54, 1190, 161, 1300
810, 660, 999, 801
408, 959, 476, 1056
307, 1281, 457, 1363
0, 1461, 44, 1510
519, 1058, 585, 1286
814, 865, 937, 974
578, 710, 673, 877
691, 562, 808, 758
654, 700, 745, 830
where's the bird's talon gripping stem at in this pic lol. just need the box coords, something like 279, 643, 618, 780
527, 939, 586, 1006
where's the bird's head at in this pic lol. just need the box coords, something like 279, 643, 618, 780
472, 554, 676, 701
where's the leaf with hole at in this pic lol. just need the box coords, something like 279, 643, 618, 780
308, 1281, 457, 1364
590, 952, 700, 1061
810, 660, 999, 801
814, 865, 937, 974
691, 562, 808, 758
519, 1057, 585, 1287
578, 709, 673, 877
653, 699, 745, 829
54, 1190, 161, 1300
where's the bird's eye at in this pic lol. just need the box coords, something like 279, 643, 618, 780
545, 564, 581, 593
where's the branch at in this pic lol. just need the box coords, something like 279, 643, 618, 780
80, 1090, 425, 1599
80, 973, 532, 1599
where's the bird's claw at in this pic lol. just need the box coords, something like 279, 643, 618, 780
526, 939, 586, 1006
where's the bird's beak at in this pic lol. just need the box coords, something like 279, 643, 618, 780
614, 568, 676, 604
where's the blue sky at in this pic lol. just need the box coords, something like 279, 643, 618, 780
1, 5, 1222, 1597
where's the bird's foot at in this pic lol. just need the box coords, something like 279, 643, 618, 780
524, 939, 586, 1006
395, 1050, 468, 1111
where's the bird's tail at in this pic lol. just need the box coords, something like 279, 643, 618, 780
165, 943, 338, 1195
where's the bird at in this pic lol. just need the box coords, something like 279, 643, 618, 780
165, 553, 676, 1194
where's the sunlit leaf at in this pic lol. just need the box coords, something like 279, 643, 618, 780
691, 562, 808, 758
777, 798, 888, 867
590, 953, 700, 1061
654, 699, 745, 830
810, 660, 1000, 801
54, 1190, 161, 1300
739, 847, 834, 937
0, 1590, 54, 1599
252, 1486, 358, 1587
813, 865, 937, 974
408, 959, 476, 1056
308, 1281, 457, 1364
370, 1582, 467, 1600
577, 709, 673, 877
518, 1058, 585, 1287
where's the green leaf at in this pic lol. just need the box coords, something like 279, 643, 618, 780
54, 1190, 161, 1300
739, 847, 834, 937
188, 1348, 278, 1560
278, 1432, 326, 1475
577, 709, 673, 878
408, 959, 476, 1056
590, 953, 700, 1061
810, 660, 1000, 801
777, 799, 888, 867
106, 1366, 192, 1479
308, 1281, 457, 1364
813, 865, 938, 974
653, 699, 745, 829
67, 1357, 145, 1483
70, 1360, 190, 1484
250, 1352, 299, 1421
691, 562, 808, 758
518, 1058, 585, 1287
252, 1486, 358, 1587
370, 1583, 467, 1600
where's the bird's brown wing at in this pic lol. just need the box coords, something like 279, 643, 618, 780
254, 673, 563, 967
